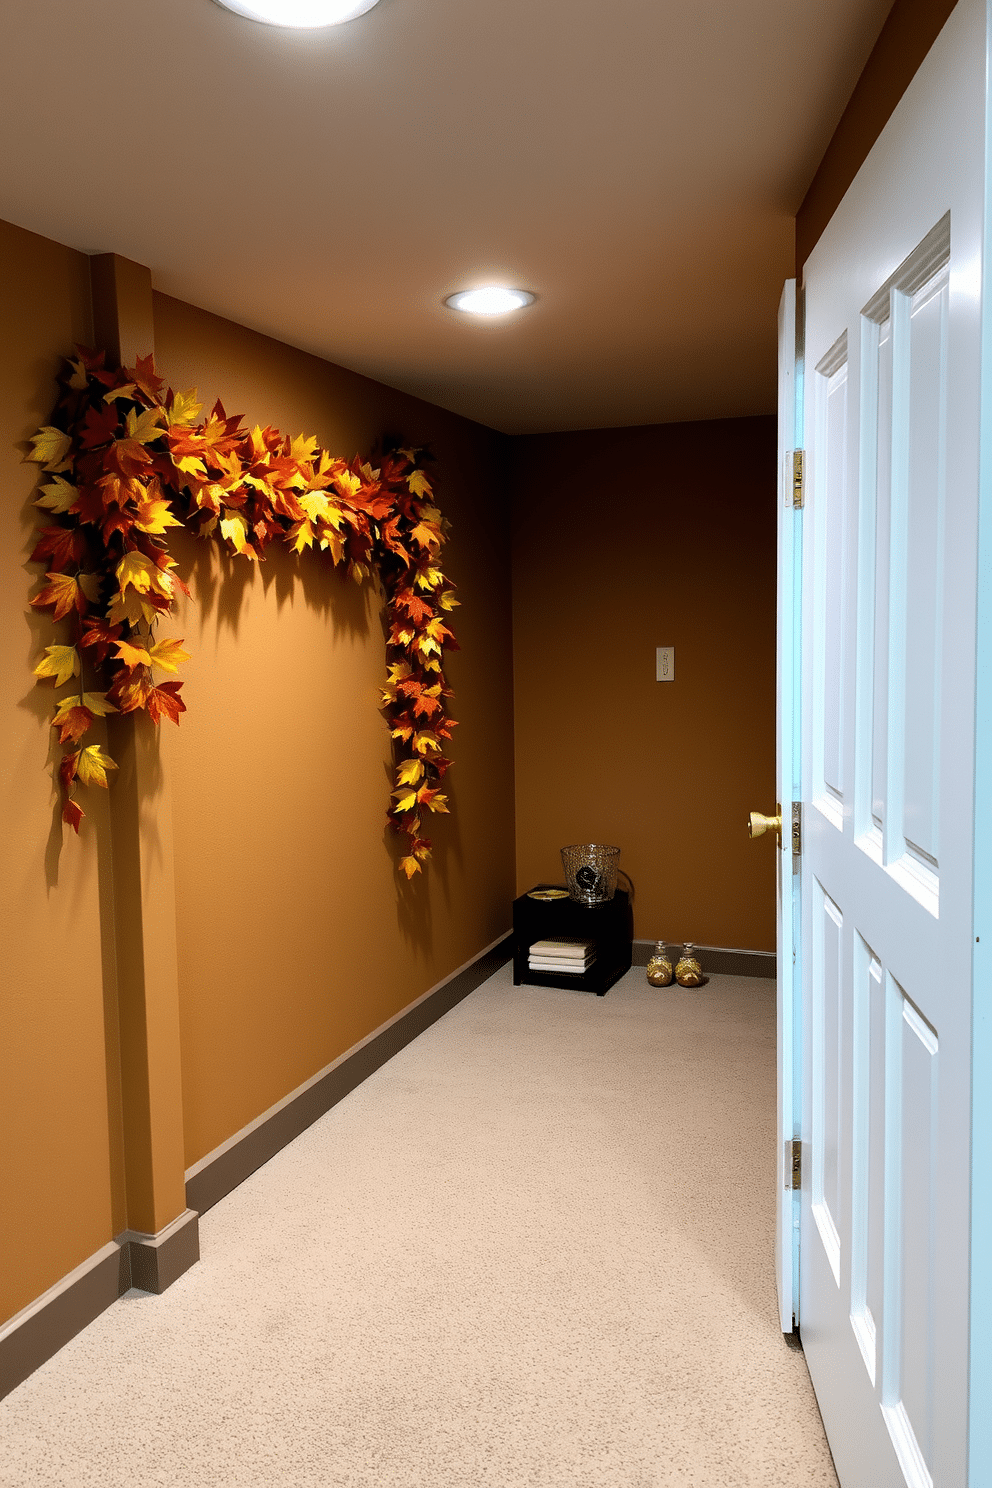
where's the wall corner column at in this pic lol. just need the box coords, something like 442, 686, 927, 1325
90, 254, 197, 1274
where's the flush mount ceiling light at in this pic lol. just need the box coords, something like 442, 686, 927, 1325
213, 0, 380, 26
445, 287, 536, 317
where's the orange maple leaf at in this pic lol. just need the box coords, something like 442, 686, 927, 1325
128, 353, 165, 401
31, 572, 84, 621
53, 703, 94, 745
109, 670, 153, 713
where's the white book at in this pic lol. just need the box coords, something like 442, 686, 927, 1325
529, 939, 594, 960
528, 956, 596, 974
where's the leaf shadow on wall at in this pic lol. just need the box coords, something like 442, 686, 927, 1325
383, 768, 465, 961
172, 525, 457, 951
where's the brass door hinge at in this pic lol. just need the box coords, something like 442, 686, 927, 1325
789, 1139, 802, 1190
792, 450, 805, 509
791, 801, 802, 858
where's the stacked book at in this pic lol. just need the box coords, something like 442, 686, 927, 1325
528, 939, 596, 976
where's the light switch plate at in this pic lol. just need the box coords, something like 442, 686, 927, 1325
656, 646, 675, 682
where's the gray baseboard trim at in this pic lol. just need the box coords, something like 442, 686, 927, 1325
185, 930, 514, 1217
632, 940, 776, 979
0, 1242, 125, 1402
117, 1208, 200, 1295
0, 1206, 200, 1402
0, 931, 511, 1402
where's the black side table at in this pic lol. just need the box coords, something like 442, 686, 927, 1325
513, 885, 633, 996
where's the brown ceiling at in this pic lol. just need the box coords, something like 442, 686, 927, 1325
0, 0, 892, 433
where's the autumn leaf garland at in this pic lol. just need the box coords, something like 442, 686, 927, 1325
27, 346, 459, 878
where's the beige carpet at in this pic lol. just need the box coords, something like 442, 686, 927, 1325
0, 965, 838, 1487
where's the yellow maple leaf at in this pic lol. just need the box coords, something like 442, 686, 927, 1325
438, 590, 460, 611
103, 382, 137, 403
334, 469, 362, 499
407, 470, 433, 499
412, 842, 432, 862
116, 550, 160, 593
396, 757, 424, 787
220, 511, 249, 553
82, 691, 118, 717
388, 661, 414, 684
290, 433, 319, 464
34, 645, 79, 687
413, 731, 441, 755
28, 426, 72, 471
392, 789, 419, 813
108, 588, 157, 627
415, 567, 444, 592
398, 855, 421, 879
125, 406, 166, 445
36, 475, 77, 513
148, 637, 190, 674
76, 745, 118, 788
167, 388, 204, 428
288, 519, 315, 554
299, 492, 330, 522
174, 454, 207, 479
318, 530, 345, 565
135, 495, 183, 535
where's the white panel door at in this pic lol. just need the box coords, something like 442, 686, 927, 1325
799, 2, 987, 1483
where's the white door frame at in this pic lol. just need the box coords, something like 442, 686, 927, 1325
775, 278, 802, 1333
968, 2, 992, 1455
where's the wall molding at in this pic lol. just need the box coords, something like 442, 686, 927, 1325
185, 931, 513, 1216
632, 940, 776, 979
0, 1210, 199, 1403
117, 1209, 200, 1296
1, 934, 511, 1402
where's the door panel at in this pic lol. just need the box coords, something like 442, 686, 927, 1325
798, 2, 986, 1483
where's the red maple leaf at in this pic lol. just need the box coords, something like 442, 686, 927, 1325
59, 751, 80, 791
79, 617, 123, 665
30, 525, 86, 570
62, 797, 85, 833
145, 681, 186, 725
79, 403, 120, 450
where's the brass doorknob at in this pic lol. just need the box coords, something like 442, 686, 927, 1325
748, 810, 782, 842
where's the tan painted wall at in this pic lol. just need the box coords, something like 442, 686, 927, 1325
511, 417, 777, 951
151, 295, 516, 1168
0, 220, 121, 1323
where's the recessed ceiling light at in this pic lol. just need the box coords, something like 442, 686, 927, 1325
213, 0, 380, 27
445, 287, 536, 317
